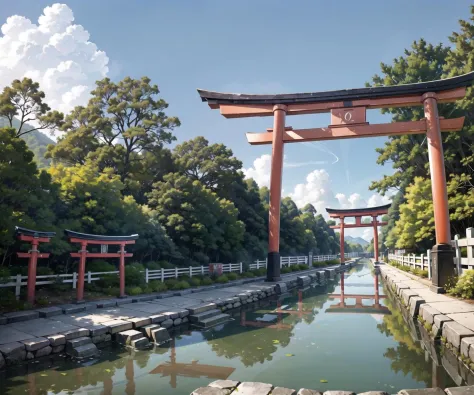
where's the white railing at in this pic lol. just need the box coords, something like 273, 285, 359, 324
453, 228, 474, 272
0, 251, 369, 298
388, 252, 430, 273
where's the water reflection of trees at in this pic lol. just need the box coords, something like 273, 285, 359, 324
377, 292, 431, 385
202, 281, 338, 367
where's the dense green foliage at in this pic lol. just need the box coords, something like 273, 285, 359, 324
369, 8, 474, 252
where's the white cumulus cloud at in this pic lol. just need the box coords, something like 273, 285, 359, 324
0, 3, 108, 116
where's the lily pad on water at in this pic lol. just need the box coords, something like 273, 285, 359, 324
285, 353, 294, 357
272, 340, 280, 344
105, 369, 111, 373
60, 373, 67, 376
320, 380, 328, 383
40, 374, 48, 377
257, 347, 263, 350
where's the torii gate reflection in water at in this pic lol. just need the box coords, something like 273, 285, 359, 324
198, 72, 474, 292
326, 204, 390, 264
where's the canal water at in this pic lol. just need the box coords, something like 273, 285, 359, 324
0, 260, 466, 394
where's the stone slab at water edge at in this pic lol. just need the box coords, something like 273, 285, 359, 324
191, 381, 474, 395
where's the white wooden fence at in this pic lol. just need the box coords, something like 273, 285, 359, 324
387, 227, 474, 278
0, 251, 367, 297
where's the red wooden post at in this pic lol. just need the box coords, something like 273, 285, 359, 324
119, 242, 126, 298
340, 217, 345, 264
77, 241, 87, 303
373, 215, 379, 262
26, 239, 39, 305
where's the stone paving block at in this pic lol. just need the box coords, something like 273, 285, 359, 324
272, 388, 296, 395
66, 336, 91, 352
297, 390, 323, 395
434, 313, 453, 328
236, 382, 273, 395
36, 306, 63, 318
128, 317, 151, 329
443, 321, 474, 350
4, 311, 39, 323
115, 329, 142, 345
447, 312, 474, 332
358, 392, 389, 395
8, 318, 79, 338
150, 327, 171, 344
5, 350, 26, 365
0, 326, 35, 344
163, 311, 179, 319
21, 337, 50, 351
409, 296, 425, 317
192, 387, 228, 395
102, 320, 132, 334
420, 305, 442, 325
173, 318, 182, 326
130, 337, 149, 350
397, 388, 445, 394
140, 324, 160, 338
92, 334, 108, 344
0, 342, 25, 356
178, 309, 189, 318
83, 303, 98, 311
96, 300, 117, 308
460, 336, 474, 358
445, 385, 474, 395
60, 304, 86, 314
89, 324, 108, 337
322, 391, 355, 395
188, 303, 217, 315
132, 295, 156, 303
208, 380, 240, 390
428, 301, 474, 315
61, 328, 90, 340
401, 289, 419, 305
52, 345, 65, 353
161, 319, 173, 329
116, 298, 133, 305
47, 334, 66, 346
150, 314, 166, 324
35, 346, 52, 357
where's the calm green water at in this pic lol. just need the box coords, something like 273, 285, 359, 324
0, 260, 466, 394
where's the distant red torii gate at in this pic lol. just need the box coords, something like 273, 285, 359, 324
326, 203, 390, 264
198, 72, 474, 292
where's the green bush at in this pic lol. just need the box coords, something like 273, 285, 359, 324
420, 269, 429, 278
290, 265, 300, 272
298, 264, 309, 271
0, 267, 11, 284
36, 297, 49, 306
126, 286, 143, 296
106, 287, 121, 297
216, 275, 229, 284
190, 278, 201, 287
241, 272, 255, 278
165, 278, 179, 288
144, 261, 161, 270
227, 272, 238, 281
172, 280, 190, 290
448, 270, 474, 299
125, 265, 145, 287
37, 267, 54, 275
251, 268, 266, 276
87, 260, 116, 272
202, 277, 214, 285
97, 273, 120, 289
281, 267, 291, 274
150, 280, 168, 293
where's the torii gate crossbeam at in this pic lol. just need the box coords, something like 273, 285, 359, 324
198, 72, 474, 292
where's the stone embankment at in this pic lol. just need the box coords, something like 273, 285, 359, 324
191, 380, 474, 395
0, 260, 357, 370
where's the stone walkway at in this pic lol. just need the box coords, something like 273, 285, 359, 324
379, 263, 474, 365
0, 262, 353, 350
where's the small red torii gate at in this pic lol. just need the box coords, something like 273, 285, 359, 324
65, 230, 138, 303
15, 226, 56, 304
326, 203, 390, 264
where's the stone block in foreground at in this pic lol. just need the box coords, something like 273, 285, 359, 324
420, 305, 442, 325
297, 390, 322, 395
445, 385, 474, 395
4, 311, 39, 323
21, 337, 50, 352
397, 388, 445, 394
272, 387, 296, 395
192, 388, 229, 395
322, 391, 355, 395
208, 380, 240, 390
236, 382, 273, 395
150, 328, 170, 344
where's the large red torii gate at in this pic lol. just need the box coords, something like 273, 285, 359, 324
326, 203, 390, 264
198, 71, 474, 292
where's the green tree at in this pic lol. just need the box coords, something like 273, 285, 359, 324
46, 76, 180, 195
147, 173, 245, 264
0, 78, 63, 137
0, 128, 57, 263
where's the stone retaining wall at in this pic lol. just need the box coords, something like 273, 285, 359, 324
0, 260, 358, 370
191, 380, 474, 395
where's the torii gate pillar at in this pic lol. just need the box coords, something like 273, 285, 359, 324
423, 93, 455, 293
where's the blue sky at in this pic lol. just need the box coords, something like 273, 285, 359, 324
0, 1, 471, 238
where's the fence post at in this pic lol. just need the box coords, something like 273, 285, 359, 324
189, 266, 193, 277
454, 234, 462, 275
15, 274, 22, 300
201, 265, 204, 275
87, 271, 92, 284
145, 268, 149, 284
175, 267, 178, 279
266, 257, 268, 268
161, 268, 164, 282
240, 262, 243, 273
420, 254, 424, 271
72, 272, 77, 289
427, 249, 432, 279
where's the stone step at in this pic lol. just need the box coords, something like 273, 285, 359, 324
187, 303, 217, 315
70, 343, 99, 359
150, 328, 171, 344
189, 309, 222, 323
192, 313, 231, 328
66, 336, 92, 352
140, 324, 161, 338
130, 337, 150, 350
115, 329, 143, 345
